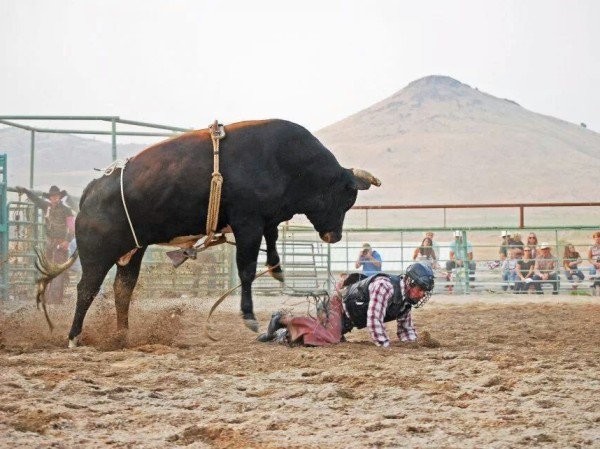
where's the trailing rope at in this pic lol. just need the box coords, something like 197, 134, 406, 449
204, 262, 280, 342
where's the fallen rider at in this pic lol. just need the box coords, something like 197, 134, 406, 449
257, 263, 435, 348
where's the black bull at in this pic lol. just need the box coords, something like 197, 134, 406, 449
37, 119, 380, 347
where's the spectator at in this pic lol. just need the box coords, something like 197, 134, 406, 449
15, 185, 75, 303
257, 264, 435, 348
532, 242, 559, 294
526, 232, 539, 259
515, 246, 536, 293
499, 231, 511, 261
413, 237, 438, 269
587, 231, 600, 280
501, 247, 518, 291
424, 231, 441, 261
563, 244, 584, 290
511, 232, 524, 250
355, 243, 382, 276
446, 231, 476, 283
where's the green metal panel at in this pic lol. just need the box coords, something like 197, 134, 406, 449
0, 155, 7, 299
6, 200, 45, 300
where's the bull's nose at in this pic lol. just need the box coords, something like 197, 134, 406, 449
319, 231, 341, 244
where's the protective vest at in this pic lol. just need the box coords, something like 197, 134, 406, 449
342, 273, 412, 330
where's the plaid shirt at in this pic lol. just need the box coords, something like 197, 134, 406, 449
367, 277, 416, 347
534, 255, 557, 275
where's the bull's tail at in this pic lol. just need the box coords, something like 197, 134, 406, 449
34, 247, 79, 331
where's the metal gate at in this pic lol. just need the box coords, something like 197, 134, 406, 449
5, 198, 45, 300
132, 244, 233, 298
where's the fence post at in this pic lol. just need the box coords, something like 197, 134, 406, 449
29, 130, 35, 189
111, 119, 117, 161
462, 230, 470, 293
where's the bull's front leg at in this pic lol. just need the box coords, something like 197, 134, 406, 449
233, 227, 263, 332
264, 225, 284, 282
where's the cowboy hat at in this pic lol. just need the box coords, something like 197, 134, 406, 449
43, 185, 67, 199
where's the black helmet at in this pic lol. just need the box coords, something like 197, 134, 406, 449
405, 263, 435, 292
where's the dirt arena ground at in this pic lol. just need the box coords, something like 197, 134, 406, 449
1, 293, 599, 448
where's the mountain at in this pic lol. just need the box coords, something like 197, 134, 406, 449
0, 127, 147, 194
2, 75, 599, 205
316, 75, 600, 204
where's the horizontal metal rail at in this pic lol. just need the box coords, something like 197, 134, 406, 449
351, 203, 600, 228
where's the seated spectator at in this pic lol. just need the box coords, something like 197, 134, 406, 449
587, 231, 600, 280
424, 231, 441, 262
511, 233, 524, 250
532, 242, 559, 294
563, 243, 584, 290
515, 246, 536, 293
499, 231, 511, 261
526, 232, 539, 259
413, 237, 439, 269
593, 278, 600, 296
445, 231, 476, 284
501, 247, 518, 291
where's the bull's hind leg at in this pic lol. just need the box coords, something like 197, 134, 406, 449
233, 227, 263, 332
68, 262, 113, 348
264, 225, 284, 282
113, 247, 146, 339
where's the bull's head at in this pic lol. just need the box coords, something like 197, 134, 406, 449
309, 168, 381, 244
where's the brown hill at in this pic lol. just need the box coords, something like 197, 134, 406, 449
316, 75, 600, 205
0, 128, 147, 194
2, 76, 599, 208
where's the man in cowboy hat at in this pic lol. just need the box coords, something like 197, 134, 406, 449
532, 242, 559, 294
15, 185, 75, 303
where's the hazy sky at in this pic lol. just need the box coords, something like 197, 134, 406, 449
2, 0, 599, 133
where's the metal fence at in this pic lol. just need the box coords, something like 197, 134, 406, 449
5, 199, 45, 300
4, 219, 600, 301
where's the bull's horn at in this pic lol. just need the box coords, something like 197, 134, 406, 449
351, 168, 381, 187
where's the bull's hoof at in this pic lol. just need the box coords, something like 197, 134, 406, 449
243, 318, 260, 333
269, 266, 285, 283
115, 329, 129, 348
68, 336, 79, 348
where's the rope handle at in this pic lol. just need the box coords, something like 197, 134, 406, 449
206, 120, 226, 237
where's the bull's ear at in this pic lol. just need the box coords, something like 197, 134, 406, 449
348, 168, 381, 190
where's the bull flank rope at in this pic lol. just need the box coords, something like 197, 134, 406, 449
100, 158, 143, 249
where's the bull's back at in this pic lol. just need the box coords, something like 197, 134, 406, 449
77, 119, 340, 244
